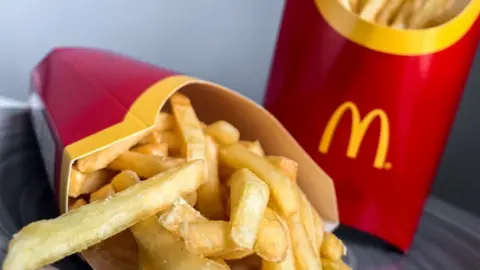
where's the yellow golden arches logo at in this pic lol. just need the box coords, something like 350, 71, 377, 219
318, 101, 391, 169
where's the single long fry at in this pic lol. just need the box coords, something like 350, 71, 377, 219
297, 187, 318, 255
111, 170, 141, 192
359, 0, 388, 22
170, 93, 206, 161
68, 168, 115, 197
267, 156, 298, 183
196, 135, 225, 219
238, 140, 265, 157
220, 143, 298, 217
321, 232, 347, 261
107, 151, 185, 178
205, 120, 240, 145
76, 132, 145, 173
288, 214, 322, 270
131, 217, 229, 270
254, 208, 288, 262
158, 197, 207, 236
3, 161, 204, 270
132, 143, 168, 157
89, 184, 116, 202
229, 169, 270, 249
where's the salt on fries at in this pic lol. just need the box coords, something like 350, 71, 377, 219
341, 0, 456, 29
3, 93, 349, 270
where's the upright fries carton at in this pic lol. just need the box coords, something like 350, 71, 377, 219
264, 0, 480, 251
29, 47, 339, 269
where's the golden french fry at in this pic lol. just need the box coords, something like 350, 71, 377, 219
267, 156, 298, 183
3, 161, 205, 270
180, 220, 251, 258
184, 191, 198, 207
238, 140, 265, 157
111, 170, 141, 192
359, 0, 388, 22
205, 120, 240, 145
154, 112, 175, 131
158, 197, 207, 236
69, 198, 87, 210
131, 217, 229, 270
196, 135, 225, 220
254, 208, 288, 262
108, 151, 185, 178
314, 208, 325, 253
391, 1, 414, 29
229, 169, 270, 249
297, 187, 318, 255
76, 132, 145, 173
322, 257, 352, 270
89, 184, 116, 202
170, 93, 206, 161
321, 232, 347, 261
220, 143, 298, 217
375, 0, 403, 25
288, 213, 322, 269
132, 143, 168, 157
261, 227, 296, 270
68, 168, 114, 198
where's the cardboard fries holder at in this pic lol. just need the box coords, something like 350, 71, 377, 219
29, 47, 339, 269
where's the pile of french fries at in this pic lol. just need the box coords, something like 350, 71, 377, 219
3, 93, 350, 270
340, 0, 456, 29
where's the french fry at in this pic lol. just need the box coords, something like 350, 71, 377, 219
76, 132, 145, 173
205, 120, 240, 145
158, 197, 207, 236
410, 0, 452, 28
314, 208, 325, 253
131, 217, 229, 270
132, 143, 168, 157
375, 0, 403, 25
220, 143, 299, 217
267, 156, 298, 183
297, 187, 318, 255
287, 213, 322, 270
68, 168, 114, 197
229, 169, 270, 249
89, 184, 116, 202
107, 151, 185, 178
170, 93, 206, 161
184, 191, 198, 207
238, 140, 265, 157
154, 112, 175, 131
69, 198, 87, 210
321, 232, 347, 261
391, 0, 414, 29
254, 208, 288, 262
261, 226, 296, 270
196, 135, 225, 220
180, 220, 251, 258
3, 161, 205, 270
359, 0, 388, 23
111, 170, 141, 192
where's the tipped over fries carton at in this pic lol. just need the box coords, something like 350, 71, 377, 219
28, 47, 339, 269
264, 0, 480, 251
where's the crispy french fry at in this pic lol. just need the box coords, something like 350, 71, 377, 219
68, 168, 114, 197
261, 228, 296, 270
154, 112, 175, 131
132, 143, 168, 157
267, 156, 298, 183
111, 170, 141, 192
205, 120, 240, 145
158, 197, 207, 236
184, 191, 198, 207
3, 161, 205, 270
313, 208, 325, 253
322, 257, 352, 270
288, 213, 322, 270
376, 0, 403, 25
238, 140, 265, 157
170, 93, 206, 161
321, 232, 347, 261
297, 187, 318, 255
107, 151, 185, 178
180, 220, 251, 258
89, 184, 116, 202
196, 135, 225, 220
76, 132, 145, 173
220, 143, 298, 217
229, 169, 270, 249
69, 198, 87, 210
254, 208, 288, 262
131, 217, 229, 270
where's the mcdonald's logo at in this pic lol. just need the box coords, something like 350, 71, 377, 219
318, 101, 391, 169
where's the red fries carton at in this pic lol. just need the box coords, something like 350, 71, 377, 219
264, 0, 479, 251
29, 47, 339, 269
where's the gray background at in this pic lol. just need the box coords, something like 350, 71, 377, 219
0, 1, 478, 214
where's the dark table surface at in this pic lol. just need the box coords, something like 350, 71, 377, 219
1, 107, 479, 270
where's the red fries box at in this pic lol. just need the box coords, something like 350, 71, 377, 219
264, 0, 480, 251
28, 47, 339, 269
